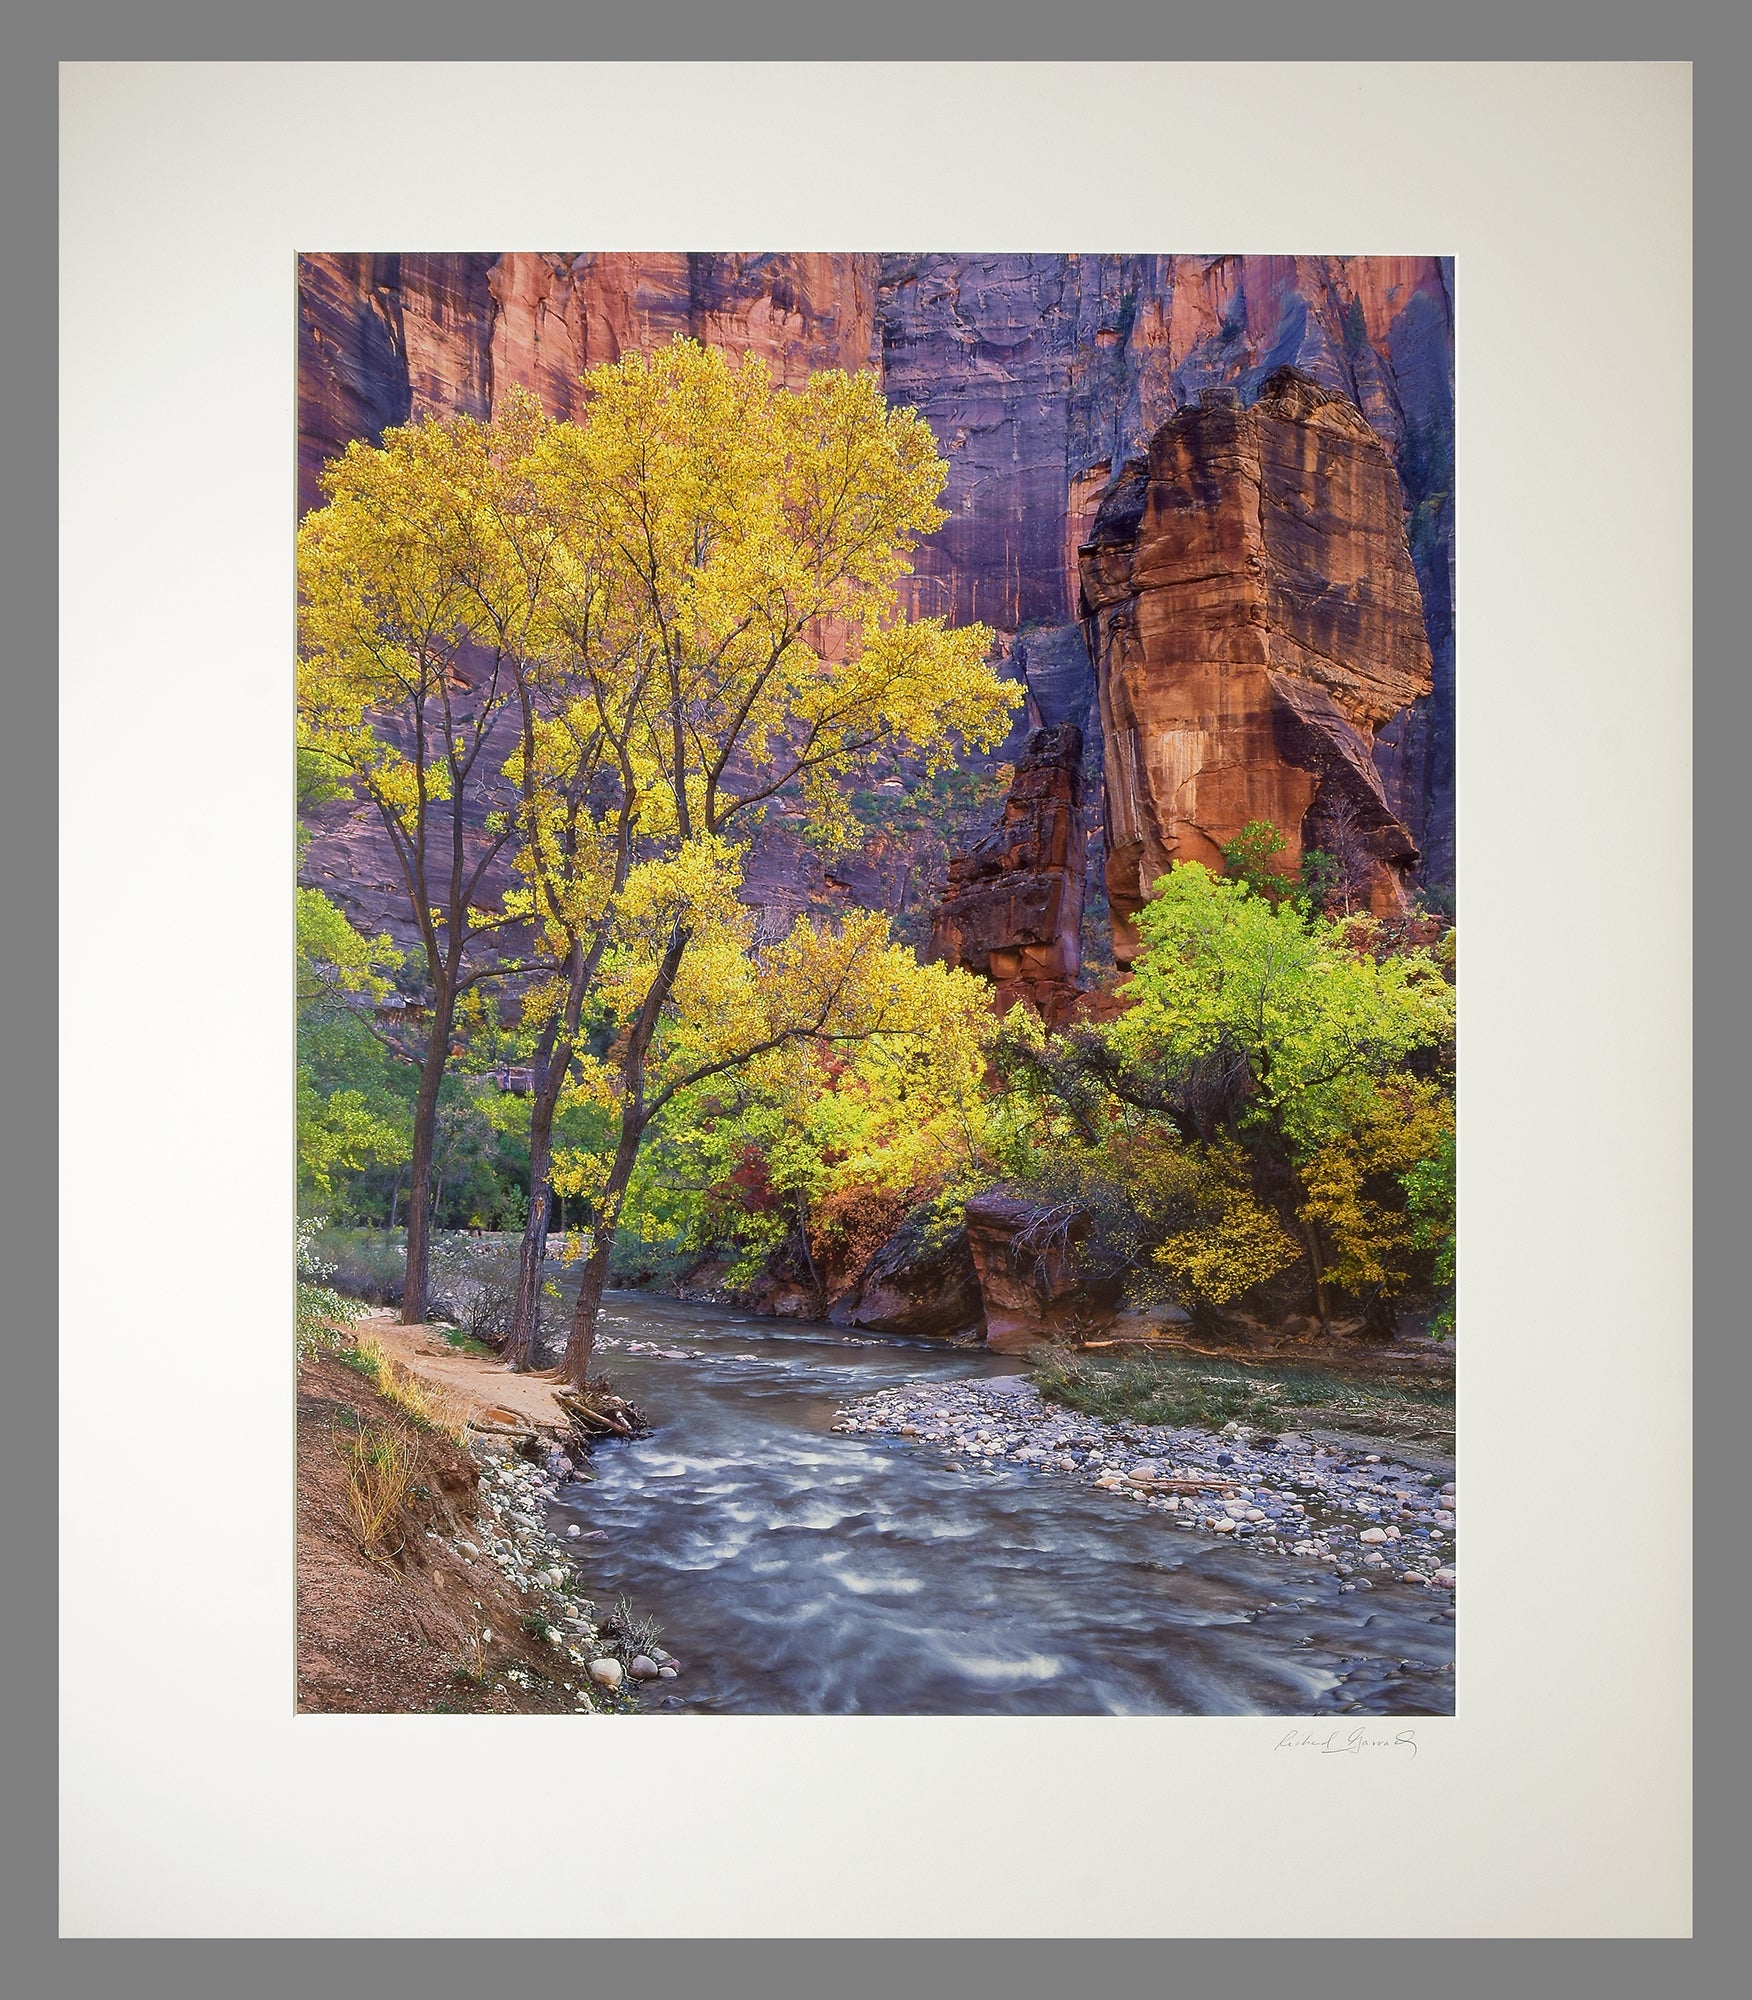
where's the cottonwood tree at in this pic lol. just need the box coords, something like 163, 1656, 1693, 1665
1112, 863, 1455, 1329
616, 943, 999, 1317
992, 869, 1454, 1331
516, 342, 1017, 1383
297, 402, 554, 1320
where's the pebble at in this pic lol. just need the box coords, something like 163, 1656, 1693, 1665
588, 1658, 623, 1688
629, 1656, 661, 1680
566, 1524, 582, 1538
659, 1665, 678, 1680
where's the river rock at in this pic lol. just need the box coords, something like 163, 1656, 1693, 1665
587, 1658, 623, 1689
629, 1656, 661, 1680
659, 1665, 678, 1680
1359, 1527, 1389, 1543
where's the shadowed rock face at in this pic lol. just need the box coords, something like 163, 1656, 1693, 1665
830, 1218, 985, 1340
929, 725, 1088, 1025
963, 1191, 1124, 1353
1080, 369, 1434, 958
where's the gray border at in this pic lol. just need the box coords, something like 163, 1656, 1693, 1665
21, 8, 1725, 1998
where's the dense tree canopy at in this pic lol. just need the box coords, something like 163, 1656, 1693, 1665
298, 342, 1019, 1372
993, 863, 1455, 1329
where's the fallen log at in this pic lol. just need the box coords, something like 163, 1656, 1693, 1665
553, 1390, 634, 1436
1127, 1475, 1237, 1494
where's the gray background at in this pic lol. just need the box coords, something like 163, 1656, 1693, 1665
14, 3, 1730, 1991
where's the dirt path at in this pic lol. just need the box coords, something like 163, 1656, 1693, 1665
358, 1311, 572, 1435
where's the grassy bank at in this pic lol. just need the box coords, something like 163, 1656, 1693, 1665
1030, 1346, 1455, 1454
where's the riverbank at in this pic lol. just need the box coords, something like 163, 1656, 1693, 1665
296, 1320, 680, 1713
835, 1368, 1457, 1596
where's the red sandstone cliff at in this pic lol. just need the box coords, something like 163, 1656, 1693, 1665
299, 252, 877, 515
1080, 369, 1433, 955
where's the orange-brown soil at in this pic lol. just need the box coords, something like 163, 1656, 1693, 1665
296, 1348, 577, 1714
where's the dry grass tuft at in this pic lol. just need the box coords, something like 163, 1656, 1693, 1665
341, 1423, 421, 1554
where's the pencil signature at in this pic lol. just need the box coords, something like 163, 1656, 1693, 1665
1275, 1726, 1418, 1758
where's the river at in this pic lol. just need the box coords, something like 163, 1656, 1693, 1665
550, 1291, 1455, 1716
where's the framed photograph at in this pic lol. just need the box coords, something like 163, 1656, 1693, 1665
293, 249, 1461, 1725
61, 60, 1691, 1939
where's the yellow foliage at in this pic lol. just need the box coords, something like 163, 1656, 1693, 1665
1119, 1138, 1300, 1305
1297, 1080, 1455, 1293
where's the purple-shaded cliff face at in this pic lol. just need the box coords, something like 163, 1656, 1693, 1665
297, 251, 1454, 933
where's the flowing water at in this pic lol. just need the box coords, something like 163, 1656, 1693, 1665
552, 1292, 1455, 1716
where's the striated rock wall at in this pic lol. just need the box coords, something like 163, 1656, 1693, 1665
1080, 369, 1433, 957
963, 1190, 1125, 1353
299, 251, 877, 513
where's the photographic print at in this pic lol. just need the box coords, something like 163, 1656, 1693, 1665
294, 252, 1457, 1719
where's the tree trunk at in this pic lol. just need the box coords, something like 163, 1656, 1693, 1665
558, 1111, 645, 1387
400, 987, 454, 1325
506, 1062, 564, 1370
1299, 1213, 1332, 1335
557, 924, 689, 1386
796, 1203, 826, 1319
507, 951, 590, 1370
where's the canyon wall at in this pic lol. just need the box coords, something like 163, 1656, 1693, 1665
929, 724, 1088, 1025
299, 252, 878, 514
297, 251, 1454, 954
1080, 369, 1433, 954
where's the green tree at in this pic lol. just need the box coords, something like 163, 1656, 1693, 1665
613, 944, 997, 1312
1113, 862, 1455, 1327
1402, 1124, 1457, 1337
1219, 819, 1299, 903
296, 888, 409, 1212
